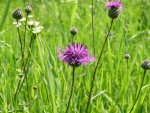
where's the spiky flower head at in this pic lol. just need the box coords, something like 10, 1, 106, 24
141, 60, 150, 70
25, 6, 32, 14
58, 43, 95, 67
106, 1, 122, 19
70, 27, 78, 36
124, 54, 130, 60
12, 8, 23, 20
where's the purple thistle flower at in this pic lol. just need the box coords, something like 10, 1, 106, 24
58, 43, 95, 67
106, 1, 122, 9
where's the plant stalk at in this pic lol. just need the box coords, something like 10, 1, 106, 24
85, 19, 114, 112
65, 67, 76, 113
16, 20, 23, 60
129, 70, 146, 113
23, 14, 28, 56
14, 33, 35, 100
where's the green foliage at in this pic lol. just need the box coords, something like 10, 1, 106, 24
0, 0, 150, 112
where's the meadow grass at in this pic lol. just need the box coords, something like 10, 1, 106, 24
0, 0, 150, 113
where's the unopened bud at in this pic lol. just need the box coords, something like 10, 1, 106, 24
12, 8, 23, 20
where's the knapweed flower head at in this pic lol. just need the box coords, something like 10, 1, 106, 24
106, 1, 122, 19
12, 8, 23, 20
141, 60, 150, 70
58, 43, 95, 67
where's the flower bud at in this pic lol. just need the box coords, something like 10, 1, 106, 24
124, 54, 130, 60
25, 6, 32, 14
141, 60, 150, 70
33, 85, 37, 90
70, 27, 78, 36
12, 8, 23, 20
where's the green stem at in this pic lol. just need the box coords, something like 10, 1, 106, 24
25, 34, 35, 68
16, 20, 23, 60
129, 70, 147, 113
126, 59, 129, 80
17, 34, 35, 96
23, 14, 28, 56
72, 35, 75, 43
14, 33, 35, 100
14, 21, 24, 101
65, 67, 76, 113
85, 19, 114, 112
23, 16, 30, 100
14, 78, 21, 100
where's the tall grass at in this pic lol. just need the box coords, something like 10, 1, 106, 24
0, 0, 150, 113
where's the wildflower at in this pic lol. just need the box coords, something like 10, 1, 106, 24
106, 1, 122, 19
32, 26, 44, 34
12, 8, 23, 20
59, 43, 95, 113
28, 15, 33, 18
27, 20, 40, 27
70, 27, 78, 36
141, 60, 150, 70
13, 22, 21, 27
58, 43, 95, 67
25, 6, 32, 14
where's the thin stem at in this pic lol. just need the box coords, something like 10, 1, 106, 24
25, 34, 35, 68
127, 59, 129, 71
23, 14, 28, 55
25, 69, 29, 101
14, 21, 24, 101
92, 0, 95, 56
72, 35, 75, 43
129, 70, 147, 113
16, 21, 23, 60
17, 34, 35, 96
14, 78, 21, 100
65, 67, 76, 113
23, 15, 30, 100
126, 59, 129, 80
14, 33, 35, 100
86, 19, 114, 112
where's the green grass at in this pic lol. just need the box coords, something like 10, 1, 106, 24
0, 0, 150, 113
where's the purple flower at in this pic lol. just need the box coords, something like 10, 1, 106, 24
106, 1, 122, 9
58, 43, 95, 67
